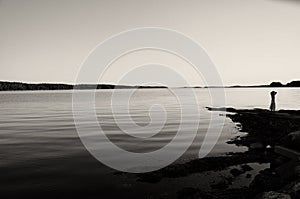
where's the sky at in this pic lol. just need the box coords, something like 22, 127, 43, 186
0, 0, 300, 86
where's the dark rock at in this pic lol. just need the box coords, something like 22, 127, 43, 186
177, 187, 215, 199
211, 178, 231, 190
250, 169, 284, 191
210, 187, 254, 199
250, 142, 264, 150
206, 107, 237, 112
137, 152, 270, 183
279, 180, 300, 198
281, 131, 300, 151
230, 168, 244, 177
203, 107, 300, 198
270, 156, 289, 170
241, 165, 253, 172
256, 191, 291, 199
209, 107, 300, 152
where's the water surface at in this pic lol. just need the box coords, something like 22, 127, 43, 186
0, 88, 298, 197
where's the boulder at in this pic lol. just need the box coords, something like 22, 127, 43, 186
280, 181, 300, 198
250, 169, 284, 190
281, 131, 300, 150
230, 168, 244, 177
288, 131, 300, 144
211, 177, 231, 189
256, 191, 291, 199
241, 164, 253, 172
250, 142, 264, 150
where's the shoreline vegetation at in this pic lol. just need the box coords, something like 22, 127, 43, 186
122, 107, 300, 198
0, 80, 299, 91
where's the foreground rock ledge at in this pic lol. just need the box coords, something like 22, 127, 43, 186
144, 107, 300, 198
206, 107, 300, 151
119, 107, 300, 198
206, 107, 300, 198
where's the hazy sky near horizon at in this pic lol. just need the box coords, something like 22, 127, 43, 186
0, 0, 300, 86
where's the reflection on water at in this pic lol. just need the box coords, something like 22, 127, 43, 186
0, 88, 298, 197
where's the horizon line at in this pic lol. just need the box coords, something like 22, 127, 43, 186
0, 80, 299, 88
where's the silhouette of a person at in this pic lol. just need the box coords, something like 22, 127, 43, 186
270, 91, 277, 112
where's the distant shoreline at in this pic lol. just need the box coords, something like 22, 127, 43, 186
0, 80, 299, 91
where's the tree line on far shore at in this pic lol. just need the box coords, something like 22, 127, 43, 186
0, 80, 299, 91
0, 81, 167, 91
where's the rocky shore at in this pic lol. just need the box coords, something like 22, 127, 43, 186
204, 107, 300, 198
207, 107, 300, 151
122, 107, 300, 198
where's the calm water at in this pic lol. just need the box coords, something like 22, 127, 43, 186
0, 88, 299, 198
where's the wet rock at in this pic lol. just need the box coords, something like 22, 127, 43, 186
206, 107, 237, 112
230, 168, 244, 177
211, 178, 231, 190
177, 187, 201, 199
206, 107, 300, 198
137, 152, 270, 183
281, 131, 300, 151
241, 165, 253, 172
177, 187, 215, 199
250, 142, 264, 150
212, 108, 300, 148
295, 166, 300, 178
280, 181, 300, 198
270, 156, 289, 169
256, 191, 291, 199
250, 169, 284, 191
